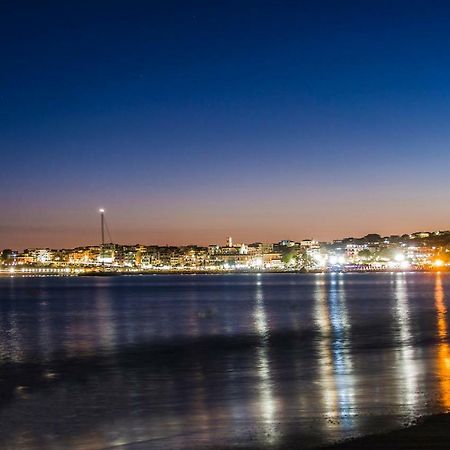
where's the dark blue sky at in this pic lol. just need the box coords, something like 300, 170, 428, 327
2, 1, 450, 248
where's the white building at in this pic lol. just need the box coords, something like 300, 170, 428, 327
30, 248, 53, 264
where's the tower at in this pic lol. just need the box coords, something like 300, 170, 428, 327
99, 208, 105, 246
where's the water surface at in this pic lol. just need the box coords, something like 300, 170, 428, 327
0, 273, 449, 449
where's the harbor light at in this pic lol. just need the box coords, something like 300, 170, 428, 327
400, 261, 410, 270
394, 253, 405, 262
253, 257, 263, 268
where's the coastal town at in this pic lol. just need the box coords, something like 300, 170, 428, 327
2, 230, 450, 274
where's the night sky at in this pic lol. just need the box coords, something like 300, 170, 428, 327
2, 1, 450, 249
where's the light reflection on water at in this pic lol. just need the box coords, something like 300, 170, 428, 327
435, 273, 450, 408
253, 278, 278, 445
313, 274, 338, 417
313, 273, 356, 431
393, 273, 419, 415
328, 274, 356, 429
0, 273, 449, 449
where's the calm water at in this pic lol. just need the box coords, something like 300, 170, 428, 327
0, 273, 449, 449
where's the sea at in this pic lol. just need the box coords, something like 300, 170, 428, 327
0, 272, 449, 449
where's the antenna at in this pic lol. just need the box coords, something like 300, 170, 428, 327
99, 208, 105, 246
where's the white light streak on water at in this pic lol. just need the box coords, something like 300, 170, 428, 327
253, 279, 278, 445
394, 273, 419, 414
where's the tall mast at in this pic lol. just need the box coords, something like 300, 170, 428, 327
99, 209, 105, 246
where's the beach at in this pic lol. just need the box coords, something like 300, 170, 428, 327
321, 413, 450, 450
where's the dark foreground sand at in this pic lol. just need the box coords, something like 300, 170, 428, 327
214, 413, 450, 450
319, 413, 450, 450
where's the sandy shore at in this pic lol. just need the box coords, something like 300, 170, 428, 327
211, 413, 450, 450
319, 413, 450, 450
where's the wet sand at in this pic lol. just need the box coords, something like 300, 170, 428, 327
320, 413, 450, 450
212, 413, 450, 450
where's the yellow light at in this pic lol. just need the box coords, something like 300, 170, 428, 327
434, 259, 444, 267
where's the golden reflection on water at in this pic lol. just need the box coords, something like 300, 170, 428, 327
253, 277, 278, 444
434, 273, 450, 409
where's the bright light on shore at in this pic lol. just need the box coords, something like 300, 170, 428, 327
400, 261, 410, 270
434, 259, 444, 267
253, 257, 263, 268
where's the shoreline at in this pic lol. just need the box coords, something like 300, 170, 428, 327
0, 268, 448, 277
210, 413, 450, 450
318, 412, 450, 450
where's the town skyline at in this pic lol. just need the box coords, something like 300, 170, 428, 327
2, 227, 448, 274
